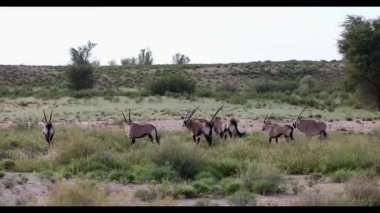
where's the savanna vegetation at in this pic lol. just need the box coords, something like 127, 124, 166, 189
1, 14, 380, 206
0, 127, 379, 205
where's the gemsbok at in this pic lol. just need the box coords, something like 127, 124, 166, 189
181, 106, 223, 146
41, 109, 54, 147
262, 114, 294, 144
121, 110, 160, 145
292, 106, 327, 139
212, 107, 245, 140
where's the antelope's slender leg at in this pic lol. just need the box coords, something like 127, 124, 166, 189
50, 133, 54, 143
192, 135, 197, 143
148, 134, 154, 144
131, 138, 136, 145
275, 137, 278, 144
197, 137, 200, 145
269, 137, 272, 144
228, 130, 232, 138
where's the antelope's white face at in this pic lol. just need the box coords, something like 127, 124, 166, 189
292, 118, 300, 129
181, 115, 189, 127
124, 122, 130, 136
181, 118, 188, 127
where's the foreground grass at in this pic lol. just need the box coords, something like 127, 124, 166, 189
0, 126, 379, 205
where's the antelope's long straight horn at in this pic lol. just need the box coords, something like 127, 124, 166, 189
296, 105, 308, 120
49, 110, 53, 122
264, 113, 268, 122
43, 110, 47, 122
128, 109, 131, 123
188, 106, 199, 120
211, 105, 223, 121
268, 113, 273, 121
184, 107, 191, 119
121, 111, 128, 123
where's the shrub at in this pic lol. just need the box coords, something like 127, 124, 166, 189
192, 177, 220, 194
2, 159, 16, 171
345, 175, 380, 206
253, 81, 298, 93
151, 141, 208, 179
66, 64, 94, 90
39, 170, 56, 183
221, 178, 242, 195
147, 73, 195, 95
227, 190, 256, 206
134, 187, 159, 201
47, 180, 108, 206
3, 177, 15, 188
107, 170, 133, 184
150, 165, 179, 182
330, 169, 354, 183
241, 162, 282, 195
0, 170, 5, 178
214, 158, 240, 177
175, 185, 198, 198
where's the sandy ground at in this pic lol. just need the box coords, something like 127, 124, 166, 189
0, 172, 351, 206
1, 119, 380, 133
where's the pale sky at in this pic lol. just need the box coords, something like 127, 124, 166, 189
0, 7, 380, 65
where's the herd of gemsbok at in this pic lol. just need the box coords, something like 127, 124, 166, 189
40, 105, 327, 148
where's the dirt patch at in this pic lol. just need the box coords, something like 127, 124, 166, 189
1, 119, 379, 133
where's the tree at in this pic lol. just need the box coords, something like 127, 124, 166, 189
172, 53, 190, 64
69, 40, 97, 66
138, 48, 153, 65
121, 57, 137, 66
108, 60, 117, 66
66, 40, 96, 90
338, 15, 380, 110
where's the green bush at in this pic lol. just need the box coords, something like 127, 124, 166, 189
214, 158, 240, 177
66, 64, 94, 90
330, 169, 354, 183
150, 165, 179, 182
0, 170, 5, 178
2, 159, 16, 171
221, 178, 242, 195
192, 177, 220, 194
253, 81, 298, 93
134, 187, 159, 201
175, 185, 198, 198
107, 170, 133, 184
241, 162, 282, 195
228, 190, 256, 206
151, 141, 208, 179
147, 73, 195, 95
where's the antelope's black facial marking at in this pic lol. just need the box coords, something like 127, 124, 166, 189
45, 122, 53, 129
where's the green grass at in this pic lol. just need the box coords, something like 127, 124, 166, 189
1, 96, 380, 123
1, 60, 379, 111
0, 127, 379, 185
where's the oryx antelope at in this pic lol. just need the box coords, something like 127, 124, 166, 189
41, 109, 54, 147
121, 110, 160, 145
181, 106, 222, 146
212, 109, 245, 139
262, 114, 294, 144
292, 106, 327, 139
